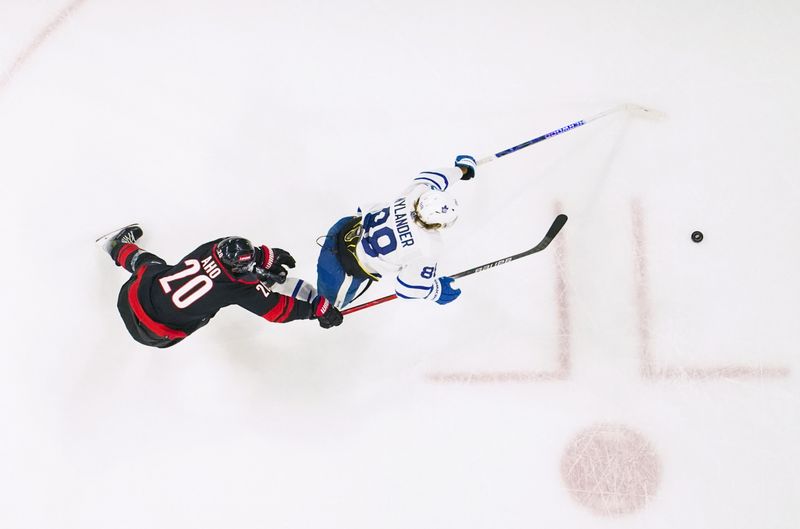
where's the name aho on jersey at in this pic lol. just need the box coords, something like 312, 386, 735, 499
200, 255, 222, 278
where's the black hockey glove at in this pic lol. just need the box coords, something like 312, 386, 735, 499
255, 245, 296, 269
253, 265, 287, 286
455, 154, 477, 180
269, 247, 296, 269
256, 246, 296, 279
311, 296, 343, 329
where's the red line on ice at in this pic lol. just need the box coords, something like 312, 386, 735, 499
427, 202, 570, 384
0, 0, 88, 93
631, 199, 789, 380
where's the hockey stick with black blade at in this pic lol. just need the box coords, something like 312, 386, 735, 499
340, 214, 568, 316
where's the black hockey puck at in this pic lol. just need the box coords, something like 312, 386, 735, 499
691, 231, 703, 243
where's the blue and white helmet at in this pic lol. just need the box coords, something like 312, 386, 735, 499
414, 189, 459, 229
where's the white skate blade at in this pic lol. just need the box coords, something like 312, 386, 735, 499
95, 223, 141, 253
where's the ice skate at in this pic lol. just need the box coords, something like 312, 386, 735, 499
95, 224, 143, 255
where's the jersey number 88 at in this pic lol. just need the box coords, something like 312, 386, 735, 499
361, 207, 398, 258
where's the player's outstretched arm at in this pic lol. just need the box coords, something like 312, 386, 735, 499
394, 263, 461, 306
410, 154, 477, 194
237, 285, 342, 329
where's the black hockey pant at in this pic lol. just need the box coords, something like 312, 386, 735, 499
111, 243, 183, 348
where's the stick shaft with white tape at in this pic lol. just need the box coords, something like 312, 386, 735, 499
476, 103, 664, 165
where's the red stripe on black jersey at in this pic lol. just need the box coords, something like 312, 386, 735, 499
277, 297, 295, 323
134, 240, 312, 332
314, 297, 329, 318
263, 296, 288, 322
128, 265, 188, 339
116, 243, 138, 267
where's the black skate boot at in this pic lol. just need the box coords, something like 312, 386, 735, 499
95, 224, 143, 256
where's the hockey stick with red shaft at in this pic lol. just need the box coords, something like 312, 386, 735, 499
340, 214, 568, 316
476, 103, 664, 166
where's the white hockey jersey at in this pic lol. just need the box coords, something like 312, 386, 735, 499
355, 167, 462, 301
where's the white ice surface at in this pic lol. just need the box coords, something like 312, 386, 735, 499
1, 1, 799, 528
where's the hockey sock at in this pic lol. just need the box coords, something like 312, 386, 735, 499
112, 244, 164, 273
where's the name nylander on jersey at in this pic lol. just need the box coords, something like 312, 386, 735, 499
355, 167, 461, 300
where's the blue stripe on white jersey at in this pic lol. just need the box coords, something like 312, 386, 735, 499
414, 171, 449, 191
395, 275, 433, 300
291, 280, 304, 298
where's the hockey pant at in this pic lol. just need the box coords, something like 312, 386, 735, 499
111, 243, 188, 348
117, 275, 182, 348
316, 216, 374, 309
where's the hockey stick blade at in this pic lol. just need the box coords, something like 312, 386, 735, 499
624, 103, 667, 120
451, 213, 567, 280
341, 214, 568, 316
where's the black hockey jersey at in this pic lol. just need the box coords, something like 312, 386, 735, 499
127, 239, 316, 339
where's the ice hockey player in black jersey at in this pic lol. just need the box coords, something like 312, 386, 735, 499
96, 224, 343, 348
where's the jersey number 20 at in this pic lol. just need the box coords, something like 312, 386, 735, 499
158, 259, 213, 308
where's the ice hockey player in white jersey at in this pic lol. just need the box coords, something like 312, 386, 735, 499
315, 154, 478, 309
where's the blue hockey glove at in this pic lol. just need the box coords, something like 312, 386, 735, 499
430, 276, 461, 305
455, 154, 477, 180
